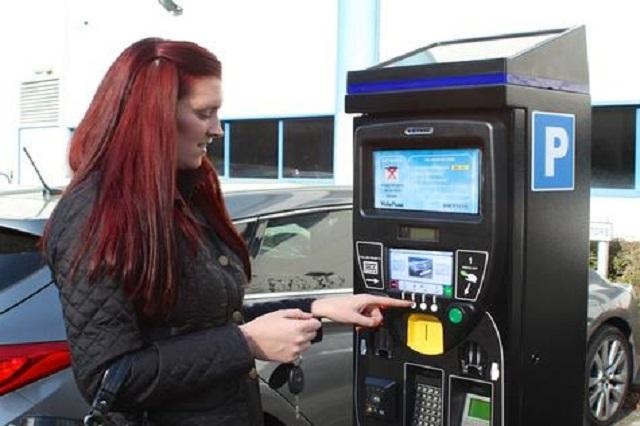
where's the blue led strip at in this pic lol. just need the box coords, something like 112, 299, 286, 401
347, 72, 507, 94
347, 72, 588, 95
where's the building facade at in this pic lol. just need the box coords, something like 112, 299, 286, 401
1, 0, 639, 244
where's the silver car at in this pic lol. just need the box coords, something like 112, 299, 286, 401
1, 186, 639, 426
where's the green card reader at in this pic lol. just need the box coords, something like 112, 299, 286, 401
462, 394, 492, 426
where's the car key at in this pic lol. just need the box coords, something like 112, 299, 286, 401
287, 363, 305, 394
268, 362, 292, 390
288, 356, 305, 421
267, 358, 305, 421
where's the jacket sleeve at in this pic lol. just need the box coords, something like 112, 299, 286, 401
242, 298, 315, 321
45, 190, 254, 409
243, 298, 322, 343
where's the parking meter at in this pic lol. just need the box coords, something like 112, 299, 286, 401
348, 27, 590, 426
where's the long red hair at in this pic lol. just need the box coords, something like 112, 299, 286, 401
44, 38, 250, 317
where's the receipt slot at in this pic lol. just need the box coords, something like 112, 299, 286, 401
348, 28, 590, 426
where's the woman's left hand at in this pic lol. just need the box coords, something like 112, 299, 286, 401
311, 294, 412, 328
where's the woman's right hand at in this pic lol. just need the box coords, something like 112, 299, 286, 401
239, 309, 321, 363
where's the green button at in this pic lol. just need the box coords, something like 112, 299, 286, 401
448, 307, 463, 324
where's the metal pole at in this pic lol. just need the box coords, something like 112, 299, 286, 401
597, 240, 610, 278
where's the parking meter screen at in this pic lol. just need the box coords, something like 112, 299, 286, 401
389, 248, 454, 297
373, 148, 481, 214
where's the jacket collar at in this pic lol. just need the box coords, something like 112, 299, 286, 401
176, 167, 208, 202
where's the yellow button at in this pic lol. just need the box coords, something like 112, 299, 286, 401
248, 367, 258, 380
218, 255, 229, 266
406, 313, 444, 355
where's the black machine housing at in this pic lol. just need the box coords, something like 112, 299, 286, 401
349, 27, 591, 426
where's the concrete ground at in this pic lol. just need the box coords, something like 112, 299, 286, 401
616, 392, 640, 425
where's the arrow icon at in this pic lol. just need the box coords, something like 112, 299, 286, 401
366, 278, 380, 284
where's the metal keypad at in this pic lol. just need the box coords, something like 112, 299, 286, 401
412, 384, 442, 426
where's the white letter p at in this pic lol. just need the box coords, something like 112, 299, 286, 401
545, 126, 569, 177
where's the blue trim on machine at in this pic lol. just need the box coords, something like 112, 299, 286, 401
347, 72, 588, 95
348, 73, 506, 94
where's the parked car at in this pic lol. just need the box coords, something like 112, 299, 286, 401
1, 186, 639, 426
586, 269, 640, 425
0, 185, 354, 426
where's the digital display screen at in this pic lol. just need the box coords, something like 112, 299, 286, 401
468, 397, 491, 421
399, 225, 438, 242
388, 248, 453, 297
374, 148, 481, 214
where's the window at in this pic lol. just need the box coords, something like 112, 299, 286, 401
229, 120, 278, 178
283, 117, 334, 178
220, 116, 334, 180
247, 209, 352, 294
591, 106, 637, 189
0, 227, 44, 291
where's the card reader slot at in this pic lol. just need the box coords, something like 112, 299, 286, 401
449, 376, 492, 426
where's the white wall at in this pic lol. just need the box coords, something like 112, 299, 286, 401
17, 126, 72, 186
0, 1, 67, 185
0, 78, 19, 186
1, 0, 338, 186
63, 0, 337, 124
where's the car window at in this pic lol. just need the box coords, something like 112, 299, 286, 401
0, 227, 45, 290
247, 209, 352, 294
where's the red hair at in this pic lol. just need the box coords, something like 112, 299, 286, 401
44, 38, 250, 317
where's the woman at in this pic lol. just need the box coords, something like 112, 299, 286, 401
43, 38, 410, 425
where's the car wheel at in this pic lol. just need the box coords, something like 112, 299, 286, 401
585, 325, 632, 425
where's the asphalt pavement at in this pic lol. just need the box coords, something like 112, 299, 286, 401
616, 392, 640, 425
617, 410, 640, 425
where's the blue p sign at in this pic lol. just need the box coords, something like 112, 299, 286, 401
532, 111, 575, 191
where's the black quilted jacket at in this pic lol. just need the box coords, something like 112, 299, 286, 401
45, 173, 315, 425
